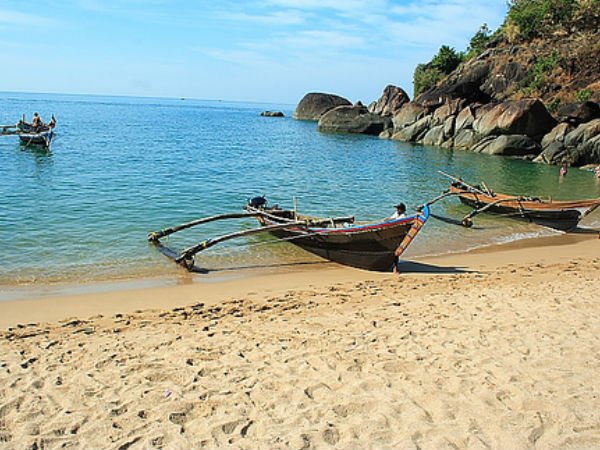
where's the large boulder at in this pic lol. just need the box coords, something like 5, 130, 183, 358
421, 125, 446, 146
471, 135, 541, 156
473, 99, 557, 139
293, 93, 352, 121
392, 102, 428, 130
541, 123, 573, 148
368, 85, 410, 117
454, 129, 479, 149
391, 115, 431, 142
555, 102, 600, 125
317, 104, 391, 135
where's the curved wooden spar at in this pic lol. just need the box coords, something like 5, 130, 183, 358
438, 170, 488, 196
148, 212, 262, 241
175, 220, 307, 265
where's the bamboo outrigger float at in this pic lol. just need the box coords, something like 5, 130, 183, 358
432, 171, 600, 231
148, 197, 430, 272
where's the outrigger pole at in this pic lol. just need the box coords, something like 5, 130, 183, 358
148, 208, 354, 271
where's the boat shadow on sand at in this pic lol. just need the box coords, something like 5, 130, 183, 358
187, 259, 473, 275
396, 260, 475, 274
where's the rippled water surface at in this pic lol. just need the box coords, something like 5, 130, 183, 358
1, 92, 599, 286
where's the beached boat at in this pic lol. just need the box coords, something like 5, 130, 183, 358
446, 176, 600, 231
148, 197, 430, 272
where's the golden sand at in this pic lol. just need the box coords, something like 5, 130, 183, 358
0, 234, 599, 449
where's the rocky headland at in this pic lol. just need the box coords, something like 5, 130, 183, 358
293, 3, 600, 168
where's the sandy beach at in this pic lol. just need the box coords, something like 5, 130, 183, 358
1, 233, 599, 449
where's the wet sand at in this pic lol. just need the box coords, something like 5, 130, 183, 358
0, 233, 599, 449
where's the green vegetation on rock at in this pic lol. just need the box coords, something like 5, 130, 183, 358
413, 46, 463, 97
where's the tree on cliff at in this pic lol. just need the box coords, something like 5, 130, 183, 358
413, 45, 463, 97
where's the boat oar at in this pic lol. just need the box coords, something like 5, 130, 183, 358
175, 220, 308, 269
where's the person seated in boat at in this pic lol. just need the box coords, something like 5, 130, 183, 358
388, 203, 407, 220
31, 113, 43, 131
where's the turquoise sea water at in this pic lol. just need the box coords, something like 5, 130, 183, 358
1, 92, 599, 287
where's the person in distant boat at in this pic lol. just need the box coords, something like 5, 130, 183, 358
31, 112, 43, 130
559, 161, 568, 177
388, 202, 407, 220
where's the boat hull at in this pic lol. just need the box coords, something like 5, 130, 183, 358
19, 130, 54, 148
254, 207, 429, 271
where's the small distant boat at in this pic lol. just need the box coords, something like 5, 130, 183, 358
148, 197, 430, 272
441, 172, 600, 231
16, 114, 57, 149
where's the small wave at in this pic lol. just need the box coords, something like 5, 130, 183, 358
492, 228, 560, 244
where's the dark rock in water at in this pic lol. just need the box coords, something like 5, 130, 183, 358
368, 85, 410, 117
471, 134, 541, 156
555, 102, 600, 125
293, 93, 352, 121
260, 111, 284, 117
473, 99, 556, 139
317, 104, 391, 135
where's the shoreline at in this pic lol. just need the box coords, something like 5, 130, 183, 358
0, 230, 597, 330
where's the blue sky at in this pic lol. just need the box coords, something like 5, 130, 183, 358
0, 1, 507, 104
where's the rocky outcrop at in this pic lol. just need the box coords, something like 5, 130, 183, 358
415, 32, 598, 108
317, 104, 392, 135
535, 119, 600, 165
368, 85, 409, 117
293, 93, 351, 121
386, 95, 600, 163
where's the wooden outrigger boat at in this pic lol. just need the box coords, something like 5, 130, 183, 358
0, 114, 57, 149
438, 172, 600, 231
148, 197, 430, 272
